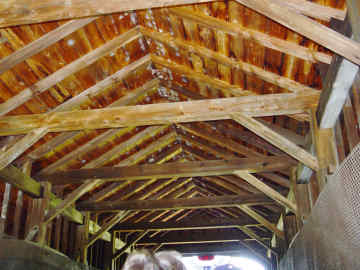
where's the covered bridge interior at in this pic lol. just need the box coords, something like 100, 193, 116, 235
0, 0, 359, 269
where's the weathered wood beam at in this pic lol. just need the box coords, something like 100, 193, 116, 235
112, 216, 277, 231
0, 27, 142, 116
235, 0, 360, 65
85, 133, 178, 203
234, 172, 297, 213
298, 13, 360, 183
0, 1, 218, 28
269, 0, 346, 22
238, 205, 284, 239
232, 113, 319, 171
0, 0, 345, 28
86, 211, 129, 248
77, 194, 274, 212
36, 156, 295, 185
316, 20, 359, 129
142, 27, 319, 94
0, 93, 319, 136
137, 230, 270, 245
0, 128, 47, 170
169, 7, 331, 64
0, 165, 42, 197
44, 180, 103, 224
17, 78, 159, 166
0, 18, 95, 75
152, 55, 252, 97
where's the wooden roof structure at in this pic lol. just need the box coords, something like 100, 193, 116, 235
0, 0, 359, 269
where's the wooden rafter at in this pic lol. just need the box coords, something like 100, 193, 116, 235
0, 0, 345, 28
18, 78, 159, 165
0, 18, 95, 75
36, 156, 295, 185
238, 205, 284, 239
152, 55, 252, 97
0, 27, 142, 116
85, 133, 179, 202
142, 28, 319, 94
0, 93, 319, 136
112, 216, 277, 231
77, 194, 274, 212
136, 230, 270, 245
235, 0, 360, 65
169, 7, 332, 64
235, 172, 297, 213
44, 179, 103, 224
0, 128, 47, 170
5, 60, 152, 170
232, 113, 319, 171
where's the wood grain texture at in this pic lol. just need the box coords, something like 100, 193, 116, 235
0, 27, 141, 116
0, 0, 344, 28
143, 28, 319, 94
235, 171, 297, 213
0, 93, 319, 135
0, 18, 95, 75
169, 7, 332, 64
235, 0, 360, 65
232, 113, 319, 170
77, 193, 274, 212
36, 156, 295, 185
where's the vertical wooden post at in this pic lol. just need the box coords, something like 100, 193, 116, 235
0, 182, 11, 235
35, 182, 52, 245
310, 108, 337, 192
283, 213, 299, 247
112, 231, 117, 270
81, 212, 90, 265
291, 167, 311, 228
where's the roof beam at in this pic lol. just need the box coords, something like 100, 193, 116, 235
77, 194, 274, 212
0, 93, 319, 136
169, 7, 331, 64
235, 0, 360, 65
152, 55, 252, 97
238, 205, 284, 239
232, 113, 319, 171
18, 78, 159, 165
36, 156, 295, 185
44, 179, 103, 224
0, 18, 95, 75
113, 216, 277, 231
235, 172, 297, 213
136, 230, 270, 245
316, 17, 360, 129
142, 28, 318, 94
84, 133, 178, 203
0, 26, 141, 116
0, 128, 47, 170
4, 58, 151, 169
0, 1, 216, 28
0, 0, 344, 28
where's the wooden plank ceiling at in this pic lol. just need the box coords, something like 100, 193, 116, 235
0, 0, 353, 264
